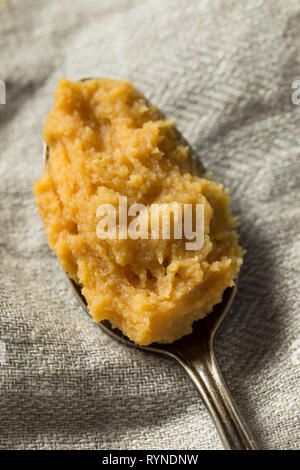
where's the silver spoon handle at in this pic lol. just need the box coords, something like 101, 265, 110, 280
174, 347, 258, 450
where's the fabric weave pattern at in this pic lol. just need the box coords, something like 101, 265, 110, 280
0, 0, 299, 450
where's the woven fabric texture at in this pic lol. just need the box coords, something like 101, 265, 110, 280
0, 0, 299, 450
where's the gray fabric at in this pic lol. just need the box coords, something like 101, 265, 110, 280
0, 0, 299, 450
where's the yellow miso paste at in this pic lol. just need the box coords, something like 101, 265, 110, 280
34, 78, 243, 345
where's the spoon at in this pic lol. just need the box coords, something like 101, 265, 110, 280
43, 93, 258, 449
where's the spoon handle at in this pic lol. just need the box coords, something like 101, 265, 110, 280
174, 344, 258, 450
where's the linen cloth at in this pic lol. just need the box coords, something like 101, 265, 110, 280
0, 0, 299, 450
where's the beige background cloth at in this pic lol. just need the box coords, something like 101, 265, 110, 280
0, 0, 299, 450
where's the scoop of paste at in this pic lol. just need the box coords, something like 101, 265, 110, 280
34, 78, 243, 345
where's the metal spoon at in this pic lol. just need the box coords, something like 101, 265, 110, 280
43, 94, 258, 449
71, 279, 257, 450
